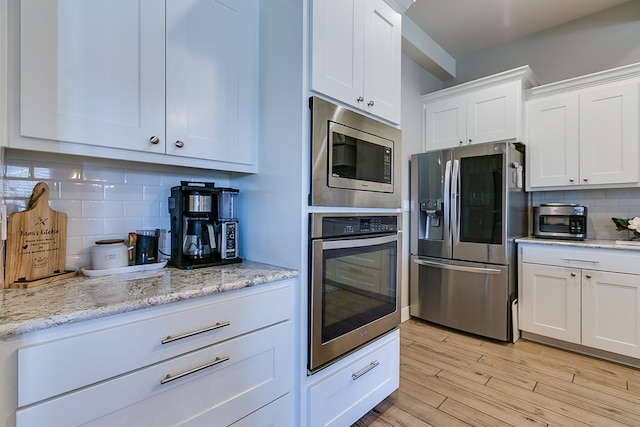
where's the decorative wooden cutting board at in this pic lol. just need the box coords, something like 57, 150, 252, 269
4, 182, 76, 288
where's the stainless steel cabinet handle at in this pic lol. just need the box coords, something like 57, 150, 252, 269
468, 138, 472, 143
161, 321, 231, 344
562, 258, 599, 264
175, 140, 185, 148
367, 100, 374, 107
149, 136, 160, 145
352, 360, 379, 380
458, 140, 464, 144
569, 178, 575, 183
357, 96, 364, 103
583, 178, 588, 182
160, 355, 230, 385
570, 272, 576, 277
585, 274, 592, 279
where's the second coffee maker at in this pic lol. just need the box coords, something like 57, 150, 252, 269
168, 181, 241, 269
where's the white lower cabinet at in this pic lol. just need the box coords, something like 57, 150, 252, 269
3, 279, 294, 427
520, 262, 581, 344
308, 329, 399, 427
519, 244, 640, 360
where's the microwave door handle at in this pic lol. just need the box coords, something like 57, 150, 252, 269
444, 159, 452, 244
321, 234, 398, 251
450, 159, 460, 244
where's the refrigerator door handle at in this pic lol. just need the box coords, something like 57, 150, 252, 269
444, 159, 452, 242
412, 257, 502, 275
450, 159, 460, 244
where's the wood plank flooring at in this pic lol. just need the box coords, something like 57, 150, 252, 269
353, 319, 640, 426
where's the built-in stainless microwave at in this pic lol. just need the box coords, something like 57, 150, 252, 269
309, 97, 401, 208
533, 203, 587, 240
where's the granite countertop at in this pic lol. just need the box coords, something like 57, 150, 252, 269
0, 260, 299, 339
516, 236, 640, 251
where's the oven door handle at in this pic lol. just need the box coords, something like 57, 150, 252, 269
412, 258, 501, 275
322, 233, 398, 250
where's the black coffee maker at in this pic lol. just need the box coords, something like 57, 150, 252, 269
168, 181, 241, 269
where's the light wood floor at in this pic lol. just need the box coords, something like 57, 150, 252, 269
353, 319, 640, 427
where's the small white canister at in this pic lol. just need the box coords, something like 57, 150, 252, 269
92, 239, 129, 270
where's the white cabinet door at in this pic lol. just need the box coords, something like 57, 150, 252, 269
310, 0, 363, 109
362, 0, 401, 124
466, 83, 518, 145
423, 96, 466, 150
310, 0, 400, 124
520, 263, 581, 344
20, 0, 165, 153
527, 95, 580, 188
166, 0, 257, 166
582, 270, 640, 358
579, 82, 639, 186
424, 82, 520, 150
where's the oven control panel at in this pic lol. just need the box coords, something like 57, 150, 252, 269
321, 215, 398, 237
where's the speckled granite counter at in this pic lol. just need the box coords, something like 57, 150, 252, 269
516, 236, 640, 252
0, 260, 298, 339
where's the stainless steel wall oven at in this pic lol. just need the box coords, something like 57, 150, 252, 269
308, 213, 401, 373
309, 96, 401, 209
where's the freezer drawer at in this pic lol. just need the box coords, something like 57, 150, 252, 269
410, 256, 513, 341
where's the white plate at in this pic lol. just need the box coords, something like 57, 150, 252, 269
81, 261, 168, 277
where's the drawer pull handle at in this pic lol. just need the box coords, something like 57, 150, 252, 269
161, 321, 231, 344
160, 355, 230, 385
352, 360, 380, 380
562, 258, 599, 264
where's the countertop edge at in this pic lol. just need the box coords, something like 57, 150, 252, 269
515, 236, 640, 251
1, 261, 299, 339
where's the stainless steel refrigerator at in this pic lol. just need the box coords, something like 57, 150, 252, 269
409, 141, 527, 341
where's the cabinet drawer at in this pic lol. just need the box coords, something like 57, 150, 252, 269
18, 281, 292, 406
308, 329, 399, 427
17, 321, 291, 427
520, 244, 640, 275
231, 393, 292, 426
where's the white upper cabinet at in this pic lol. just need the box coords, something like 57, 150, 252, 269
165, 0, 256, 165
310, 0, 401, 124
16, 0, 257, 172
422, 66, 537, 151
526, 63, 640, 190
20, 0, 166, 154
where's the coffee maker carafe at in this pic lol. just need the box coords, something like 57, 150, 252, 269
168, 181, 241, 269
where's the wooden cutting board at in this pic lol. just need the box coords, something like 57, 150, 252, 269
5, 182, 74, 288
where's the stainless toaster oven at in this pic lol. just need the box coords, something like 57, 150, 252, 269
533, 203, 587, 240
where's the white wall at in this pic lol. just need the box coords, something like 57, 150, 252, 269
449, 1, 640, 86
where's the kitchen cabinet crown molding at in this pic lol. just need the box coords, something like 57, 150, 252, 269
383, 0, 414, 13
421, 65, 539, 102
527, 61, 640, 99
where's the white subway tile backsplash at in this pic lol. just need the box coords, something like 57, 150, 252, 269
103, 217, 143, 237
49, 200, 82, 217
60, 182, 104, 201
125, 169, 162, 185
3, 151, 231, 271
82, 200, 125, 218
105, 184, 144, 201
124, 201, 161, 218
5, 160, 32, 178
533, 188, 640, 240
34, 162, 82, 181
67, 218, 106, 238
83, 166, 126, 183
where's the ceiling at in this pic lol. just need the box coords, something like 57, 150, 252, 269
404, 0, 633, 58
